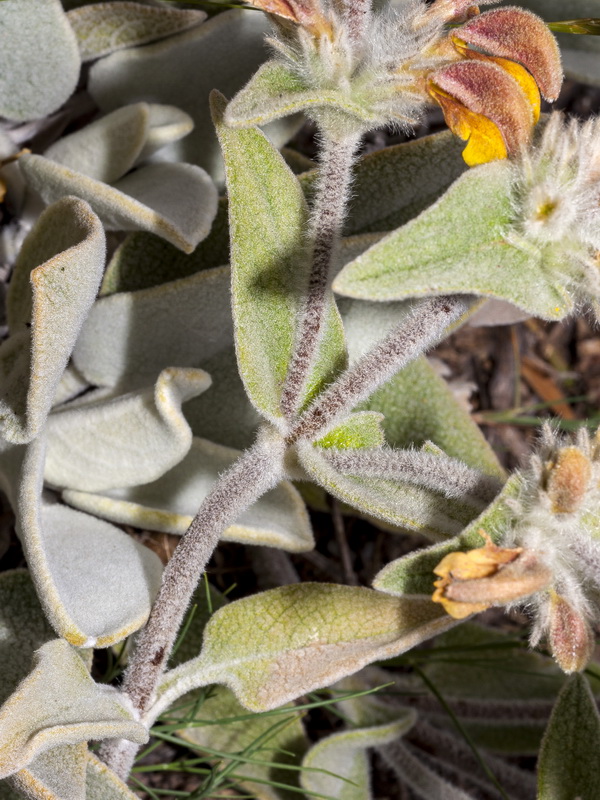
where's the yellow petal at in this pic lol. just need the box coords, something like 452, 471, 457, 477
429, 84, 507, 166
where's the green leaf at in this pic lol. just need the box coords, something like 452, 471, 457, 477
20, 155, 217, 255
373, 474, 521, 596
153, 584, 453, 717
297, 441, 479, 540
0, 197, 105, 444
225, 60, 386, 130
338, 295, 504, 479
100, 199, 229, 295
67, 2, 206, 61
548, 18, 600, 34
0, 640, 147, 779
300, 714, 415, 800
73, 266, 233, 390
361, 358, 504, 479
315, 412, 385, 450
0, 0, 80, 122
538, 674, 600, 800
213, 91, 346, 423
6, 746, 88, 800
0, 571, 88, 800
339, 131, 466, 235
62, 437, 315, 553
45, 367, 211, 492
0, 571, 56, 707
10, 438, 163, 648
43, 103, 194, 184
88, 8, 299, 185
333, 161, 574, 322
85, 753, 139, 800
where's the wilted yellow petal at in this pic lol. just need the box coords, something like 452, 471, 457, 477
432, 584, 490, 619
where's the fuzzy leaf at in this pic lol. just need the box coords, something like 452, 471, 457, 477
153, 584, 454, 717
43, 103, 194, 184
361, 358, 504, 479
333, 161, 574, 322
67, 2, 206, 61
0, 640, 146, 779
338, 296, 503, 478
165, 583, 306, 800
73, 266, 232, 390
373, 474, 521, 597
9, 438, 163, 648
100, 199, 229, 295
300, 713, 415, 800
297, 442, 479, 540
45, 367, 210, 492
0, 572, 88, 800
20, 155, 217, 254
85, 752, 148, 800
537, 674, 600, 800
0, 0, 80, 122
180, 347, 263, 451
5, 746, 88, 800
62, 437, 314, 552
341, 132, 466, 235
226, 60, 386, 129
315, 412, 386, 450
88, 9, 298, 185
213, 92, 346, 423
0, 198, 105, 444
0, 571, 56, 706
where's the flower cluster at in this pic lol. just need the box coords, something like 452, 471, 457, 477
433, 424, 600, 673
244, 0, 562, 163
506, 112, 600, 316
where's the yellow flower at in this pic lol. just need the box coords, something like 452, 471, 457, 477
428, 6, 562, 165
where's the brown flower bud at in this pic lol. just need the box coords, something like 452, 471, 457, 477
458, 7, 563, 100
244, 0, 331, 34
548, 592, 595, 674
545, 446, 592, 514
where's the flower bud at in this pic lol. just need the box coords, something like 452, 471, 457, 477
545, 446, 592, 514
548, 592, 595, 673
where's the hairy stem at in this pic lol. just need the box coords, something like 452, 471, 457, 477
344, 0, 372, 43
324, 448, 502, 507
100, 427, 286, 780
280, 132, 360, 418
287, 295, 472, 444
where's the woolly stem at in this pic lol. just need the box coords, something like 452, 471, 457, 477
324, 447, 502, 507
99, 427, 286, 780
280, 132, 360, 418
344, 0, 372, 43
287, 295, 471, 444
